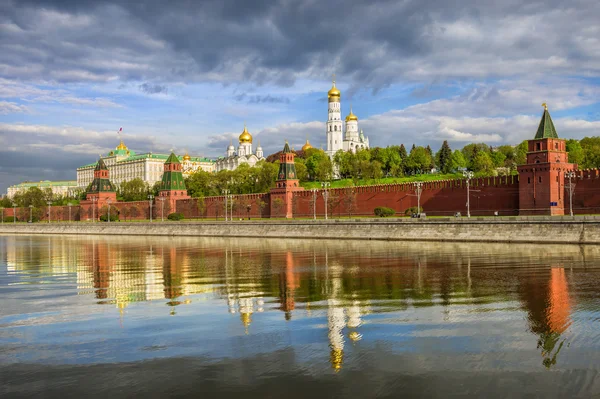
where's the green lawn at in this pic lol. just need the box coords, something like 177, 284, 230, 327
300, 173, 464, 189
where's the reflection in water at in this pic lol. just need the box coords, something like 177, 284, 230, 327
3, 234, 600, 396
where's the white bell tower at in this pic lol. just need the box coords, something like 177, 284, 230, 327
326, 75, 344, 158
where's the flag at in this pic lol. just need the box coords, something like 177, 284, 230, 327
119, 127, 122, 132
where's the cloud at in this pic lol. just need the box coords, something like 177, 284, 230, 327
139, 83, 168, 94
0, 101, 30, 114
234, 93, 290, 104
0, 0, 598, 89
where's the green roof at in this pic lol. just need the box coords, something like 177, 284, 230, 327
165, 152, 180, 164
534, 108, 559, 139
10, 180, 77, 188
282, 142, 292, 153
78, 152, 214, 169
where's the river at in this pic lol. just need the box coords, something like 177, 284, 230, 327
1, 235, 600, 398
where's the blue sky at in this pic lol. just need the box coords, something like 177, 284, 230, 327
1, 0, 600, 193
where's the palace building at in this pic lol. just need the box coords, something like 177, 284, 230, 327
325, 78, 370, 158
214, 124, 265, 172
76, 139, 214, 189
7, 180, 79, 199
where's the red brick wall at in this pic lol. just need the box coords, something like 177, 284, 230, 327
177, 194, 271, 220
290, 175, 520, 218
571, 169, 600, 215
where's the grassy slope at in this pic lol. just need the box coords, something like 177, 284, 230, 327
300, 173, 464, 189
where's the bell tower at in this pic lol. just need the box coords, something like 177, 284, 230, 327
517, 104, 576, 215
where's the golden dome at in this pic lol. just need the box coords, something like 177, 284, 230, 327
345, 106, 358, 122
183, 152, 191, 161
239, 125, 253, 144
328, 81, 341, 101
116, 140, 128, 150
302, 139, 313, 151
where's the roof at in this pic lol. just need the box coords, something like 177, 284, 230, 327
534, 108, 559, 139
94, 158, 108, 171
77, 152, 214, 169
282, 141, 292, 153
9, 180, 78, 189
165, 152, 180, 164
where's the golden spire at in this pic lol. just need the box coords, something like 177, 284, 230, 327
542, 102, 548, 111
116, 139, 127, 150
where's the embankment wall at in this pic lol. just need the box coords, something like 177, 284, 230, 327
3, 218, 600, 244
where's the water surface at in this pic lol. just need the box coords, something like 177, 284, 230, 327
2, 235, 600, 398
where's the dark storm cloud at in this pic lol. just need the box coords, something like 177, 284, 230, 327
2, 0, 598, 89
234, 93, 290, 104
139, 83, 168, 95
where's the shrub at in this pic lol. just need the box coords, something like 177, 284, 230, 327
404, 206, 423, 216
99, 213, 119, 222
3, 216, 16, 223
167, 212, 184, 221
374, 206, 396, 217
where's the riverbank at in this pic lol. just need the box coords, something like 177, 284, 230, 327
2, 216, 600, 244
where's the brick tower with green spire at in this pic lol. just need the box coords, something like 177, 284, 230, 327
518, 104, 576, 215
158, 152, 190, 214
85, 158, 117, 202
270, 141, 304, 218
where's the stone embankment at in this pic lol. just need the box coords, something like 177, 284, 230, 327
2, 216, 600, 244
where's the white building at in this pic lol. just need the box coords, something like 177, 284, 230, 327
325, 79, 370, 158
7, 180, 80, 198
77, 140, 214, 189
215, 125, 265, 172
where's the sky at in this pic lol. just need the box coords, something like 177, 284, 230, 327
1, 0, 599, 193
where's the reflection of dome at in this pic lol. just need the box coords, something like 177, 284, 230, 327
183, 152, 191, 161
239, 125, 252, 144
330, 348, 343, 371
302, 139, 313, 151
348, 331, 362, 342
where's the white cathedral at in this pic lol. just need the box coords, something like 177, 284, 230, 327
325, 78, 369, 158
215, 124, 265, 172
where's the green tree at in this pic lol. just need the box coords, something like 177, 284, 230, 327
436, 140, 453, 174
450, 150, 467, 171
462, 143, 490, 169
294, 159, 308, 182
185, 169, 212, 198
515, 140, 528, 165
490, 150, 506, 168
405, 146, 432, 174
12, 187, 45, 208
118, 178, 149, 201
306, 149, 333, 181
579, 137, 600, 168
566, 139, 584, 166
472, 151, 494, 174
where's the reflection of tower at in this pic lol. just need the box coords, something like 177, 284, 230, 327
346, 300, 363, 342
90, 241, 111, 300
162, 246, 184, 314
327, 256, 346, 371
519, 266, 572, 368
279, 251, 299, 320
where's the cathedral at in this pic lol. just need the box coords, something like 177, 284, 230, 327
325, 78, 369, 158
215, 124, 265, 172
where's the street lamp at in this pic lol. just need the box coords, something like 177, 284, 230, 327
321, 182, 330, 220
463, 171, 474, 218
246, 204, 251, 220
68, 203, 72, 223
0, 207, 3, 224
222, 189, 230, 221
148, 194, 154, 222
311, 188, 317, 220
91, 197, 97, 223
107, 199, 112, 223
566, 171, 576, 217
12, 203, 16, 224
29, 205, 33, 223
47, 201, 52, 223
158, 197, 166, 221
